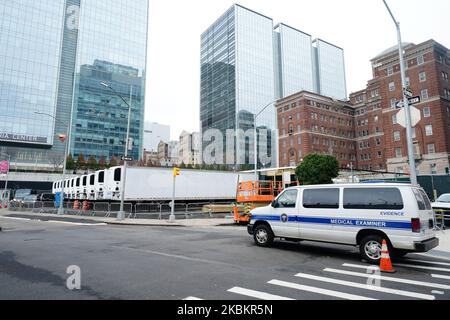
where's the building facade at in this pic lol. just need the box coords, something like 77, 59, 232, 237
143, 122, 170, 153
200, 4, 347, 170
200, 4, 277, 169
179, 131, 200, 166
0, 0, 148, 171
277, 91, 356, 168
350, 40, 450, 175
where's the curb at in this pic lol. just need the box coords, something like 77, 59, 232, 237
105, 222, 187, 227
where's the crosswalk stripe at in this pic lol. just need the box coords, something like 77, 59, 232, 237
432, 290, 445, 295
268, 279, 376, 300
183, 296, 204, 300
295, 273, 435, 300
343, 263, 380, 270
395, 263, 450, 273
228, 287, 294, 300
324, 268, 450, 290
431, 274, 450, 280
403, 259, 450, 267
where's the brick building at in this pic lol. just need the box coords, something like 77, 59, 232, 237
350, 40, 450, 175
278, 40, 450, 175
277, 91, 357, 168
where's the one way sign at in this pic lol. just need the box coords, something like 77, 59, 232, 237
396, 96, 421, 108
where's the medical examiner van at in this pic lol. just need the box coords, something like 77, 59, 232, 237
247, 183, 439, 263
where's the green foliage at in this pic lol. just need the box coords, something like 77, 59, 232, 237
295, 154, 340, 185
66, 154, 75, 171
109, 156, 118, 168
87, 155, 98, 170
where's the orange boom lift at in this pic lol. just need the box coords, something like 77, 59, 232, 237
233, 167, 299, 225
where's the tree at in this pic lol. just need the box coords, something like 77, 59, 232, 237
180, 161, 186, 169
295, 154, 340, 185
98, 156, 107, 169
66, 154, 75, 171
77, 153, 86, 170
87, 155, 98, 171
109, 156, 118, 168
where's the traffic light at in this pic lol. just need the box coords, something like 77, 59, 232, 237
173, 167, 181, 177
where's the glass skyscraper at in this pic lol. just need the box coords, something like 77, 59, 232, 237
0, 0, 148, 170
200, 4, 277, 169
201, 4, 348, 169
313, 39, 347, 100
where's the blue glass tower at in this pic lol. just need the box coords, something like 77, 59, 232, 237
0, 0, 148, 170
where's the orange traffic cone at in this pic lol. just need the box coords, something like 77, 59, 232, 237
380, 240, 396, 273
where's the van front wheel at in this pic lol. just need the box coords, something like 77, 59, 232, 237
254, 225, 274, 247
360, 235, 384, 264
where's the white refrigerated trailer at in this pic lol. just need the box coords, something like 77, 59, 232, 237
53, 167, 253, 203
105, 166, 253, 202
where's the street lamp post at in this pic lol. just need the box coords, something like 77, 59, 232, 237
35, 112, 69, 215
253, 100, 278, 183
101, 82, 133, 221
347, 162, 355, 184
382, 0, 418, 185
1, 152, 11, 208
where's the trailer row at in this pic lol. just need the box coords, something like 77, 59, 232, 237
52, 166, 253, 202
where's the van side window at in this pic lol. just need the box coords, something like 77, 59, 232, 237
90, 175, 95, 185
276, 190, 298, 208
99, 171, 105, 183
83, 176, 87, 186
414, 189, 432, 210
344, 188, 404, 210
303, 189, 340, 209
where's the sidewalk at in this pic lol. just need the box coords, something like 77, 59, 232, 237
422, 229, 450, 260
0, 209, 235, 228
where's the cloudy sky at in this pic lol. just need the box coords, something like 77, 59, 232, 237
146, 0, 450, 140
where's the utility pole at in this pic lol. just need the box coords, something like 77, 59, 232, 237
101, 82, 133, 221
1, 152, 11, 208
382, 0, 418, 185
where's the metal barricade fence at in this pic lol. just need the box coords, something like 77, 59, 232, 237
93, 202, 110, 217
109, 203, 133, 218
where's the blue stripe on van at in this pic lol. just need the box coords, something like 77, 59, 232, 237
251, 215, 412, 230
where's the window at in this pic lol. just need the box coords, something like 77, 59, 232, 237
425, 125, 433, 136
396, 148, 402, 158
390, 98, 397, 109
392, 114, 398, 125
303, 189, 340, 209
298, 136, 302, 145
430, 163, 438, 175
419, 71, 427, 82
275, 190, 298, 208
374, 115, 379, 122
98, 171, 105, 183
389, 82, 395, 92
442, 71, 449, 81
82, 176, 87, 186
422, 106, 430, 118
427, 144, 436, 154
376, 138, 381, 146
343, 188, 404, 210
76, 178, 80, 187
421, 89, 429, 100
406, 77, 410, 87
413, 189, 431, 211
90, 175, 95, 185
417, 55, 424, 65
387, 66, 393, 76
394, 131, 401, 141
377, 151, 382, 158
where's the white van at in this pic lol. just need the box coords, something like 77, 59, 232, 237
248, 183, 439, 264
87, 173, 95, 200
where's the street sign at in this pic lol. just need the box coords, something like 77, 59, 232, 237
396, 96, 421, 109
404, 88, 413, 98
408, 96, 421, 105
396, 106, 421, 128
121, 156, 133, 162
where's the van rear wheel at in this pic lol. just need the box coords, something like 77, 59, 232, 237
254, 225, 274, 247
360, 235, 384, 264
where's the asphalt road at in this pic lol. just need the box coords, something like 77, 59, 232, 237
0, 216, 449, 300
